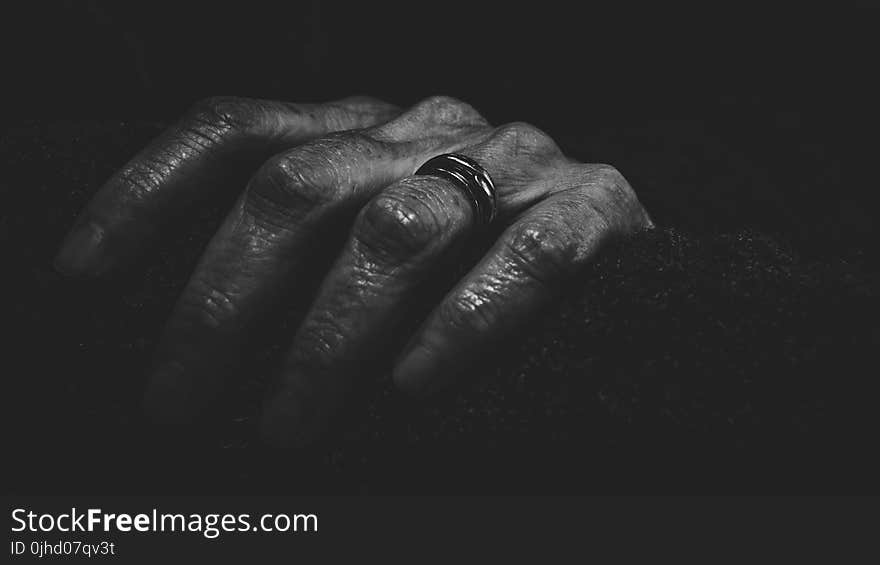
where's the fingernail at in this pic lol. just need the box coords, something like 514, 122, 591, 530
260, 377, 329, 448
54, 221, 108, 277
392, 344, 440, 397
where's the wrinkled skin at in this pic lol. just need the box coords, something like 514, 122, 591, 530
55, 96, 653, 447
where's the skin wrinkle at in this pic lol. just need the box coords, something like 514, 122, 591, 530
243, 212, 296, 248
315, 97, 399, 133
56, 95, 403, 279
351, 245, 416, 284
359, 190, 450, 257
183, 114, 234, 147
287, 177, 477, 372
505, 223, 577, 286
289, 249, 413, 380
56, 94, 652, 444
115, 155, 177, 202
149, 100, 497, 403
348, 258, 399, 293
544, 196, 612, 264
175, 126, 224, 154
287, 305, 354, 374
177, 277, 242, 331
242, 125, 477, 260
391, 161, 650, 397
188, 97, 250, 134
448, 286, 498, 331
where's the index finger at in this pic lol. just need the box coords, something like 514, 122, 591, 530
54, 95, 397, 277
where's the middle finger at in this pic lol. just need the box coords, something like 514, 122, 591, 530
143, 97, 489, 431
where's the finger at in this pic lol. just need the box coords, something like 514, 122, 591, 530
54, 95, 397, 277
259, 121, 570, 446
393, 163, 653, 396
260, 175, 478, 447
143, 97, 490, 431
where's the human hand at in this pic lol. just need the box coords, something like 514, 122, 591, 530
54, 96, 652, 446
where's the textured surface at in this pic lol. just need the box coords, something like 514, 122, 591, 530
3, 121, 876, 493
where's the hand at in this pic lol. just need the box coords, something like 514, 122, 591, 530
55, 95, 653, 447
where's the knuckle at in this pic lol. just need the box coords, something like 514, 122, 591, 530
112, 97, 259, 198
289, 314, 348, 372
491, 121, 559, 156
581, 163, 649, 225
177, 277, 241, 330
439, 288, 497, 335
588, 163, 636, 201
356, 188, 448, 257
246, 140, 351, 216
410, 95, 487, 126
590, 163, 629, 190
172, 96, 256, 155
113, 157, 169, 200
186, 96, 253, 132
506, 221, 576, 282
370, 96, 486, 141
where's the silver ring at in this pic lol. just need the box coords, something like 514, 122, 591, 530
415, 153, 497, 226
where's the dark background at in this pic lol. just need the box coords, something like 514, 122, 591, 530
3, 2, 870, 239
3, 2, 875, 493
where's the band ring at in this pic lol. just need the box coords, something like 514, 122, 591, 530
414, 153, 497, 226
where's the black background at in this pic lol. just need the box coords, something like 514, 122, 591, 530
3, 3, 865, 136
3, 2, 870, 238
3, 2, 874, 494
